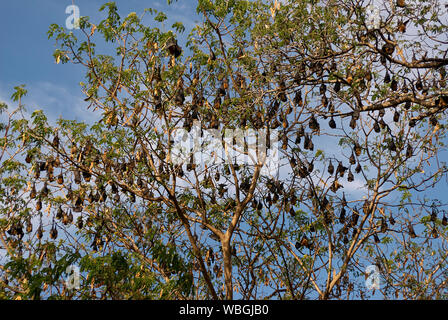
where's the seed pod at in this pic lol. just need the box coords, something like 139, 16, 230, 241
381, 218, 388, 233
322, 95, 328, 108
319, 84, 326, 95
351, 208, 359, 227
404, 101, 411, 110
382, 42, 395, 55
337, 162, 347, 177
329, 117, 336, 129
278, 91, 287, 103
87, 190, 95, 203
175, 89, 185, 106
431, 227, 439, 238
373, 121, 380, 133
347, 170, 354, 182
415, 79, 423, 91
282, 134, 288, 150
354, 143, 362, 157
71, 143, 78, 157
36, 226, 43, 240
252, 198, 258, 209
330, 179, 342, 192
77, 216, 84, 229
74, 194, 83, 207
290, 156, 297, 169
82, 170, 91, 182
166, 37, 182, 58
402, 81, 409, 93
300, 235, 309, 248
408, 223, 417, 238
391, 79, 398, 91
431, 206, 437, 222
384, 71, 391, 83
397, 0, 405, 7
25, 153, 33, 164
67, 210, 73, 224
62, 212, 69, 225
34, 166, 40, 179
309, 116, 320, 132
26, 221, 33, 234
30, 183, 37, 199
56, 206, 63, 220
57, 172, 64, 185
266, 193, 272, 207
298, 165, 308, 178
388, 139, 396, 152
374, 233, 380, 243
305, 134, 314, 151
40, 182, 49, 198
36, 199, 42, 211
289, 207, 296, 217
406, 144, 413, 158
298, 125, 305, 137
341, 193, 347, 207
393, 110, 400, 122
307, 160, 314, 174
339, 207, 346, 223
328, 160, 334, 175
49, 225, 58, 240
334, 81, 341, 92
430, 115, 438, 126
53, 135, 59, 149
349, 116, 357, 129
293, 90, 303, 106
349, 152, 356, 165
389, 214, 396, 225
73, 169, 81, 184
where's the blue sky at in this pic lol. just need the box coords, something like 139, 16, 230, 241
0, 0, 197, 122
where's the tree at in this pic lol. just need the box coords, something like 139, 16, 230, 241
2, 0, 448, 299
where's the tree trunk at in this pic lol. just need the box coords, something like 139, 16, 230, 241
222, 236, 233, 300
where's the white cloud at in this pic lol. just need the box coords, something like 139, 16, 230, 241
0, 81, 101, 126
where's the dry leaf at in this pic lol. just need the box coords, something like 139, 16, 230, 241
90, 24, 97, 36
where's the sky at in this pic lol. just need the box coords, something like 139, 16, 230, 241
0, 0, 198, 123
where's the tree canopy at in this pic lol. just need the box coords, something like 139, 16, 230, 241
1, 0, 448, 300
